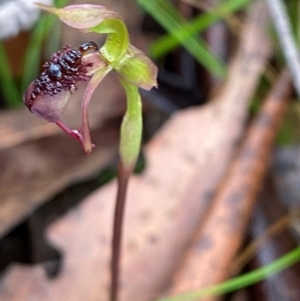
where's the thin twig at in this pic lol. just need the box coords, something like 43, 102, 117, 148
231, 213, 291, 275
231, 208, 300, 275
265, 0, 300, 99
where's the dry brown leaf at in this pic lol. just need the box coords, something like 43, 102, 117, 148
168, 70, 292, 300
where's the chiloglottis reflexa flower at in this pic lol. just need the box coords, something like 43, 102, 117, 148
23, 3, 157, 160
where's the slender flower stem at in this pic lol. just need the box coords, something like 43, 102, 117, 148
110, 81, 142, 301
111, 163, 132, 301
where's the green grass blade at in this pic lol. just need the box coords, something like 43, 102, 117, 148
0, 42, 21, 107
46, 0, 70, 55
44, 20, 62, 57
21, 16, 49, 91
21, 0, 69, 92
153, 0, 185, 22
137, 0, 226, 78
286, 0, 300, 45
155, 246, 300, 301
150, 0, 251, 58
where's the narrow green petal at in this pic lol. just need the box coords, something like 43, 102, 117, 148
119, 80, 142, 168
115, 45, 158, 90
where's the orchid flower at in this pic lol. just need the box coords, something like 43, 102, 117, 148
23, 5, 158, 301
23, 3, 157, 169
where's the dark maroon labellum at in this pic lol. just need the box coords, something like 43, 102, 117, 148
24, 41, 99, 111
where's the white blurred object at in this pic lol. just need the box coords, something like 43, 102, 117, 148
0, 0, 53, 40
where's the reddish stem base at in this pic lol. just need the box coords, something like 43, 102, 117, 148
110, 163, 132, 301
